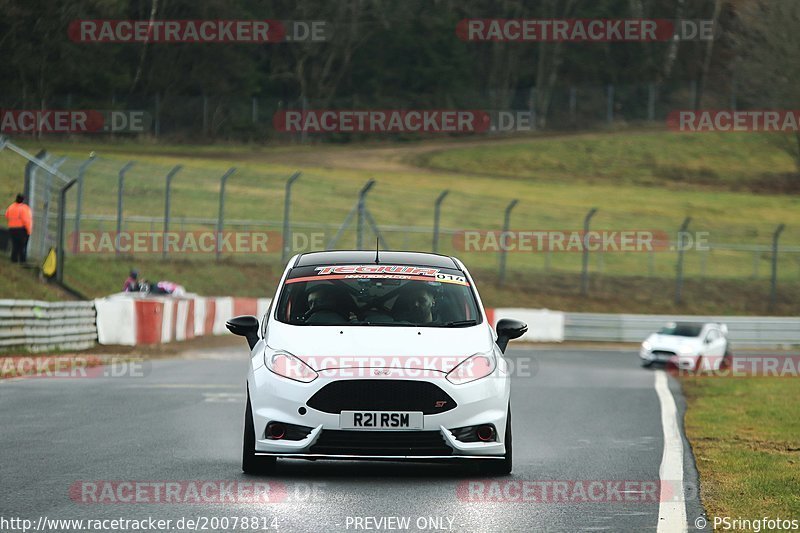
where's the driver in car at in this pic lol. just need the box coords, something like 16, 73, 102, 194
305, 284, 357, 323
394, 285, 436, 324
307, 285, 333, 312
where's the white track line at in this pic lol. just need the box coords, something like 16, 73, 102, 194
655, 370, 688, 532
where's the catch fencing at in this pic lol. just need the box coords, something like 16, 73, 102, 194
0, 299, 97, 352
2, 138, 799, 309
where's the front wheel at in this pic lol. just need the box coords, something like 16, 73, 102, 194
242, 388, 277, 475
481, 407, 512, 476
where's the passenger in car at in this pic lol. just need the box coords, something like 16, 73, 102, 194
393, 285, 436, 324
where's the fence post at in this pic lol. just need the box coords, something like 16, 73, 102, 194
115, 162, 135, 255
202, 95, 209, 136
72, 154, 96, 253
770, 224, 786, 310
281, 171, 302, 263
580, 207, 598, 296
647, 83, 656, 122
154, 94, 160, 138
498, 199, 518, 286
569, 87, 577, 126
215, 168, 237, 261
674, 217, 692, 305
162, 165, 183, 259
24, 149, 47, 202
356, 179, 376, 250
57, 178, 78, 283
39, 156, 67, 259
432, 190, 449, 253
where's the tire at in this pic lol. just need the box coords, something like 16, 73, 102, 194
721, 345, 732, 369
641, 359, 653, 368
481, 407, 512, 476
694, 356, 705, 374
242, 388, 277, 475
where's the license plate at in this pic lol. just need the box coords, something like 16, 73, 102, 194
340, 411, 423, 429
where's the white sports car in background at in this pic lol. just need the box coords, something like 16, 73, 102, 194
227, 250, 527, 475
640, 322, 731, 371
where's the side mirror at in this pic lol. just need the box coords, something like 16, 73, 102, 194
226, 315, 260, 349
496, 318, 528, 353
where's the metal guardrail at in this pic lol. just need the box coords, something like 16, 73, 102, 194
564, 312, 800, 347
0, 300, 97, 352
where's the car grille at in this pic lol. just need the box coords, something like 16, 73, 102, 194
652, 350, 677, 357
306, 379, 457, 415
309, 430, 453, 456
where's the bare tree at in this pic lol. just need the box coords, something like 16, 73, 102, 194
533, 0, 579, 129
731, 0, 800, 171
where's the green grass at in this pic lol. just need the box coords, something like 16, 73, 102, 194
1, 130, 798, 313
0, 262, 72, 301
683, 376, 800, 519
416, 131, 798, 188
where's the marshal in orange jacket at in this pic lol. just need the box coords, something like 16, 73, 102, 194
5, 201, 32, 235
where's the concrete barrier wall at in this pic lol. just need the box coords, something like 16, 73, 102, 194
4, 295, 798, 350
93, 294, 270, 346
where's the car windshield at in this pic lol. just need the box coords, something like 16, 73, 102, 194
275, 264, 481, 327
657, 323, 703, 337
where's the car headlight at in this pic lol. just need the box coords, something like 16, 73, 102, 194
642, 341, 652, 351
264, 348, 318, 383
446, 351, 497, 385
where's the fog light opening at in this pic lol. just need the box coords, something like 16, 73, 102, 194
477, 425, 495, 442
267, 422, 286, 440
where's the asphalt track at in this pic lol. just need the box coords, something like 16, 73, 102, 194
0, 345, 706, 532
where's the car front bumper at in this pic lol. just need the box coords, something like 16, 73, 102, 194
248, 366, 510, 459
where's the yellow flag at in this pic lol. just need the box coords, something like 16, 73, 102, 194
42, 248, 57, 278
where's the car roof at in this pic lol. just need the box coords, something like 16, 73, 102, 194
294, 250, 461, 270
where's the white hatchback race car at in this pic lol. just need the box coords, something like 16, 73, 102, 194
227, 251, 527, 475
639, 321, 731, 371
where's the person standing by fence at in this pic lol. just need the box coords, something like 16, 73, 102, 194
5, 193, 32, 264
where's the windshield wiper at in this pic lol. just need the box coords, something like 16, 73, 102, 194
439, 319, 478, 327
